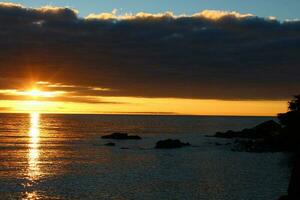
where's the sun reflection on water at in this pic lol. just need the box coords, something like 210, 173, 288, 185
28, 112, 40, 182
23, 112, 42, 200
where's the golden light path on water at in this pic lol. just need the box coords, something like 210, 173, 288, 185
24, 112, 41, 200
28, 112, 40, 180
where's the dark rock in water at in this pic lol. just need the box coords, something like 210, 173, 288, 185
155, 139, 190, 149
102, 132, 142, 140
120, 147, 129, 149
214, 120, 282, 139
215, 142, 222, 146
105, 142, 115, 146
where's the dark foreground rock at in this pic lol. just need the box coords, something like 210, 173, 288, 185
155, 139, 190, 149
215, 120, 282, 139
102, 133, 142, 140
278, 196, 289, 200
283, 155, 300, 200
279, 155, 300, 200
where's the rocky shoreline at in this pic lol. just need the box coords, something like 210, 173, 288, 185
212, 120, 292, 153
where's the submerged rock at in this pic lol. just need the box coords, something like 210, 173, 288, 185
102, 133, 142, 140
155, 139, 190, 149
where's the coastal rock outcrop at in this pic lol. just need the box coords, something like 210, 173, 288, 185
214, 120, 284, 152
215, 120, 281, 139
155, 139, 190, 149
102, 132, 142, 140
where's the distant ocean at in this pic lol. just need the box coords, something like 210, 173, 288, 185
0, 113, 290, 200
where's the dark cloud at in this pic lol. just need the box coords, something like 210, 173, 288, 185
0, 92, 121, 104
0, 3, 299, 100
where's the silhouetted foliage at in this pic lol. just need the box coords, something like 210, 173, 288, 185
288, 95, 300, 112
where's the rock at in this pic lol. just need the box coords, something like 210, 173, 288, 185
105, 142, 115, 146
215, 130, 236, 138
214, 120, 282, 139
214, 120, 285, 152
253, 120, 282, 137
155, 139, 190, 149
102, 132, 142, 140
286, 156, 300, 199
254, 120, 281, 131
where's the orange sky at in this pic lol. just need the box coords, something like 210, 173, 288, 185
0, 82, 288, 116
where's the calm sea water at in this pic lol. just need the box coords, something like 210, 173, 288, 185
0, 113, 290, 200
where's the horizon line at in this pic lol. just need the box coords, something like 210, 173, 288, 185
0, 111, 278, 117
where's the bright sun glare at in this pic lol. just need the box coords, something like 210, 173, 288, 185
23, 88, 63, 98
27, 89, 43, 97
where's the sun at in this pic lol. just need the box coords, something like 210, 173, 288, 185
25, 89, 52, 98
23, 88, 63, 98
27, 89, 43, 97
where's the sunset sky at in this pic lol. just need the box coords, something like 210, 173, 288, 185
0, 1, 299, 115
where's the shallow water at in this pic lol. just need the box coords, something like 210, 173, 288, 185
0, 113, 290, 199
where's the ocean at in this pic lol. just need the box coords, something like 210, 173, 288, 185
0, 113, 290, 200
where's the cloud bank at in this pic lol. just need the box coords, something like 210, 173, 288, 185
0, 2, 299, 101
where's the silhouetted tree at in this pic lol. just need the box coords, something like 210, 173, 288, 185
288, 95, 300, 111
